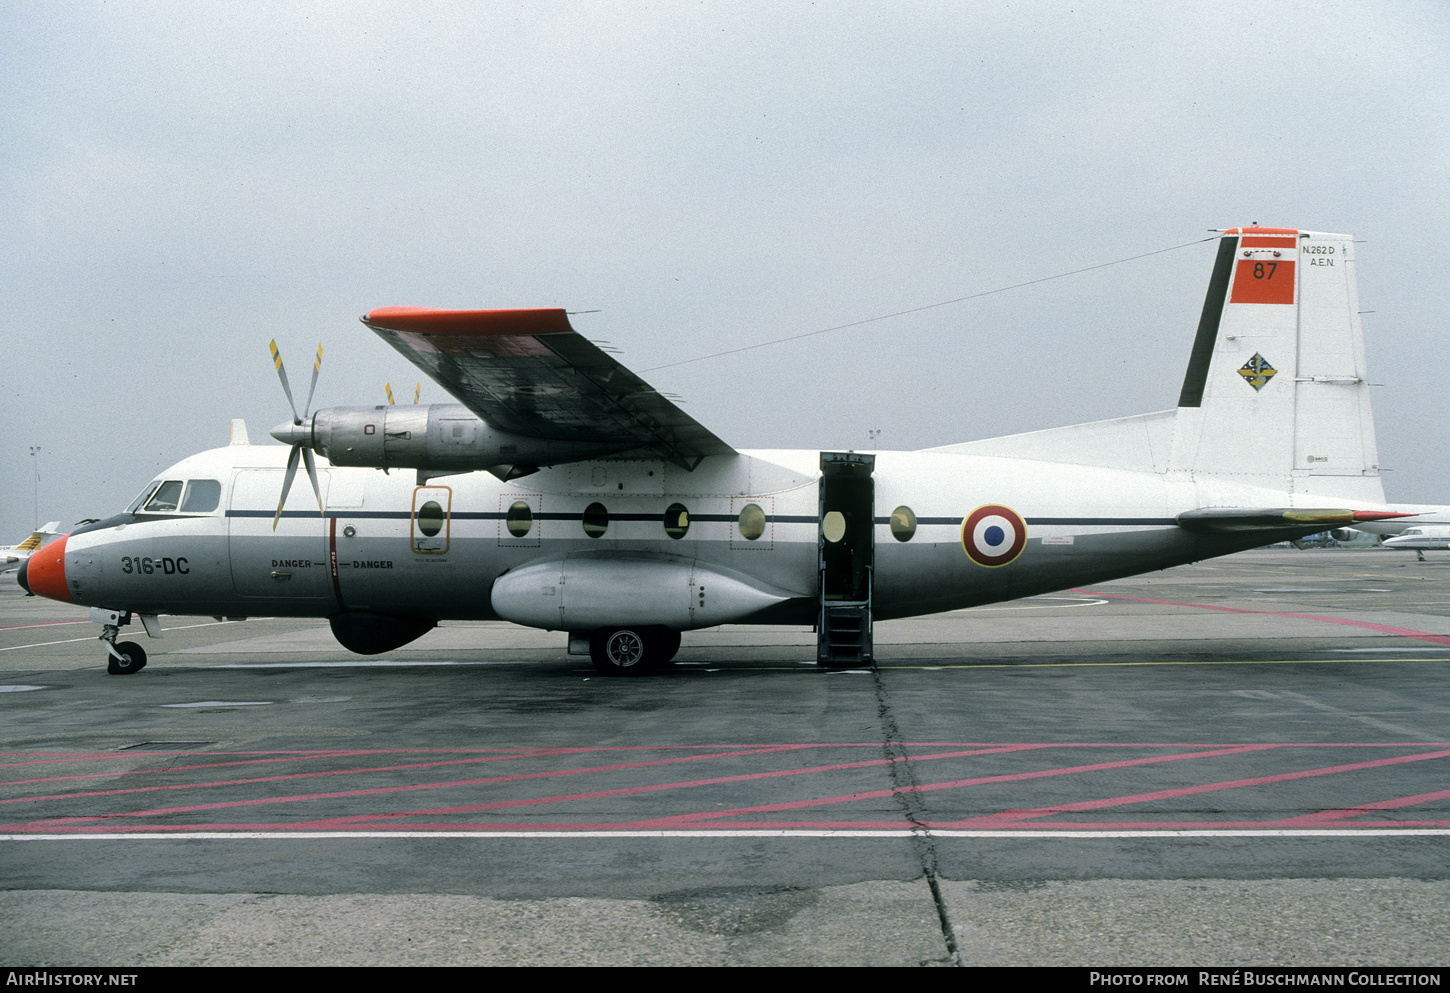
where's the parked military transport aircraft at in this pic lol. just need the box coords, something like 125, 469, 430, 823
20, 226, 1419, 675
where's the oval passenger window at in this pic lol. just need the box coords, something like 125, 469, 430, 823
417, 500, 445, 537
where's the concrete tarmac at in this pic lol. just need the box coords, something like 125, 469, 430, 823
2, 548, 1448, 967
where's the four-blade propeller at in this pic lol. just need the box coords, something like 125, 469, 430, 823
385, 381, 421, 405
267, 339, 326, 531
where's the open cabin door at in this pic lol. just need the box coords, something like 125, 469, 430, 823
817, 452, 874, 665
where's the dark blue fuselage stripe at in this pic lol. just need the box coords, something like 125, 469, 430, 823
227, 509, 1175, 527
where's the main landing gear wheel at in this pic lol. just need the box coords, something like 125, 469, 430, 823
107, 641, 147, 675
590, 627, 655, 676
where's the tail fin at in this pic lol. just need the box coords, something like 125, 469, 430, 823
1168, 226, 1382, 503
13, 523, 61, 552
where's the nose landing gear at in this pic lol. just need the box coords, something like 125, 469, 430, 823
92, 608, 149, 675
106, 641, 147, 675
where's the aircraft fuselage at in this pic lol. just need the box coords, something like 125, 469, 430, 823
30, 442, 1283, 636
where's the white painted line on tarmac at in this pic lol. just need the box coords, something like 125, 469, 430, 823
951, 597, 1108, 613
4, 829, 1449, 841
159, 701, 273, 708
0, 635, 101, 652
0, 685, 47, 692
0, 619, 256, 653
197, 660, 507, 668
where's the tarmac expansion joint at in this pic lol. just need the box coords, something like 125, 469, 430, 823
872, 666, 963, 967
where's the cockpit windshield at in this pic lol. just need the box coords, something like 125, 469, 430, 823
127, 479, 222, 515
126, 481, 162, 514
144, 480, 185, 512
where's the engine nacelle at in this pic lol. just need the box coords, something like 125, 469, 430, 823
284, 404, 626, 478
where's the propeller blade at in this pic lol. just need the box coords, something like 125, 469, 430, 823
301, 446, 325, 516
302, 344, 323, 416
386, 382, 395, 405
273, 444, 301, 531
270, 339, 300, 423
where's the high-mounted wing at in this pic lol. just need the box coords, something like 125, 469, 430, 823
361, 307, 735, 469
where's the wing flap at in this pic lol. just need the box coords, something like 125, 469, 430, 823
361, 307, 735, 467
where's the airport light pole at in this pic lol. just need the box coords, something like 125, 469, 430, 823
29, 446, 40, 530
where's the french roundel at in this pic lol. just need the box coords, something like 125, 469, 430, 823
961, 504, 1027, 568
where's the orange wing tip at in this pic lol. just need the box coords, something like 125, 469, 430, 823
362, 307, 574, 336
1222, 226, 1299, 236
1353, 511, 1421, 522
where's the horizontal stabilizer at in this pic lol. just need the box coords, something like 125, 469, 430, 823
1176, 508, 1416, 533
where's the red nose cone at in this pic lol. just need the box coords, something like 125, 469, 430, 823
25, 534, 72, 603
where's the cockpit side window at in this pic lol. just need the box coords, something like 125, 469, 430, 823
180, 479, 222, 513
143, 480, 184, 512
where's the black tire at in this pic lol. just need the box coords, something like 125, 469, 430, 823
107, 641, 147, 675
589, 627, 654, 676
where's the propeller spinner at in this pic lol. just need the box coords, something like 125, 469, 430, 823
267, 340, 326, 531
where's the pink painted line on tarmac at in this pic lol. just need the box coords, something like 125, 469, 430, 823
7, 744, 819, 828
941, 747, 1450, 827
1076, 588, 1450, 646
1, 750, 371, 787
3, 746, 672, 791
625, 744, 1274, 829
0, 743, 840, 780
290, 745, 1049, 829
0, 748, 600, 805
9, 816, 1450, 834
1272, 787, 1450, 826
0, 748, 542, 770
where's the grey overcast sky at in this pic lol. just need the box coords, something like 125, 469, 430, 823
3, 2, 1448, 539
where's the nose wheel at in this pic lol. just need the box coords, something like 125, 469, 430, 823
106, 641, 147, 675
96, 612, 148, 675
